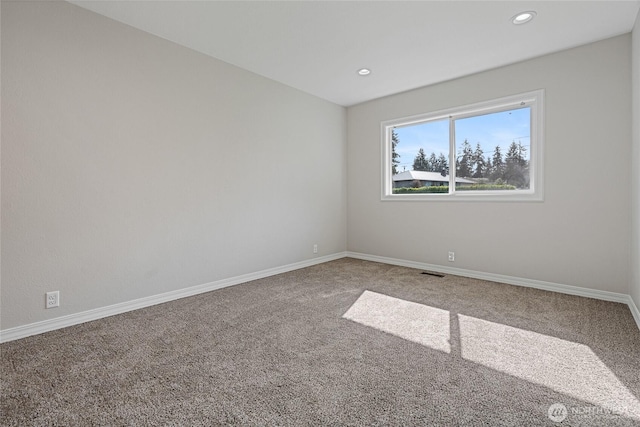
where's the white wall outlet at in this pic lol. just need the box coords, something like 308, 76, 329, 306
448, 251, 455, 262
46, 291, 60, 308
313, 244, 318, 254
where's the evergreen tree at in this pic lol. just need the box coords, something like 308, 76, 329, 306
413, 148, 429, 171
464, 140, 475, 177
504, 141, 528, 188
428, 152, 438, 172
391, 129, 400, 175
473, 143, 486, 178
516, 141, 529, 187
456, 139, 473, 178
437, 153, 448, 175
490, 145, 504, 182
516, 142, 528, 167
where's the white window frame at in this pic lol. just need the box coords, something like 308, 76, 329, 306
381, 89, 544, 202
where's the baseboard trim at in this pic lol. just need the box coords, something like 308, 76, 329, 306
0, 252, 347, 343
627, 296, 640, 331
3, 251, 638, 342
347, 252, 640, 328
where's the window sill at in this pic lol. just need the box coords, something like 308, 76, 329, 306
381, 190, 543, 202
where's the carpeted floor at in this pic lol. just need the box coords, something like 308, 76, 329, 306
2, 258, 640, 426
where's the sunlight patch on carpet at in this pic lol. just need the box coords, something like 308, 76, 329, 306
342, 290, 640, 421
342, 290, 450, 353
458, 314, 640, 419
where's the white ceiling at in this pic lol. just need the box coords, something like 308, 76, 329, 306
70, 1, 640, 106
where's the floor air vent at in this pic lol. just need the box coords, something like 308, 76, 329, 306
421, 271, 445, 278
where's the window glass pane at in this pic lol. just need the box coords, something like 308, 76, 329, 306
454, 107, 530, 191
392, 119, 450, 194
381, 90, 542, 201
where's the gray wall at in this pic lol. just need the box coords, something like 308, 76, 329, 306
632, 10, 640, 309
347, 35, 632, 294
1, 1, 347, 330
1, 1, 637, 334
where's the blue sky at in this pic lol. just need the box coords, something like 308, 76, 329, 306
394, 107, 530, 172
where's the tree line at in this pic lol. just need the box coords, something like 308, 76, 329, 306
392, 130, 530, 189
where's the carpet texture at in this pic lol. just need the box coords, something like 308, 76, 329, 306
2, 258, 640, 426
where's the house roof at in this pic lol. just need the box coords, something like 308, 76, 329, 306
393, 170, 476, 184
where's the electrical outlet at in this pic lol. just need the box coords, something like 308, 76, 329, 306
313, 244, 318, 254
46, 291, 60, 309
448, 252, 455, 262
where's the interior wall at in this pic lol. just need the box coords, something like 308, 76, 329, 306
631, 9, 640, 309
1, 1, 346, 330
347, 35, 632, 294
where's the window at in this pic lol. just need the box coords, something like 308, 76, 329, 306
382, 90, 544, 201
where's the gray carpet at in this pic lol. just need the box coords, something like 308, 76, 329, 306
2, 258, 640, 426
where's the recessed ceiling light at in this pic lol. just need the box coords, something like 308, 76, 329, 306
357, 68, 371, 76
512, 11, 536, 25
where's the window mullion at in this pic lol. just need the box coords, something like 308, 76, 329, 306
449, 116, 456, 194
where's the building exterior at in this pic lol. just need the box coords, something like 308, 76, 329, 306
392, 170, 476, 188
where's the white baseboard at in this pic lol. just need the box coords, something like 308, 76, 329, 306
0, 252, 347, 343
3, 250, 638, 342
628, 296, 640, 331
347, 251, 640, 330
